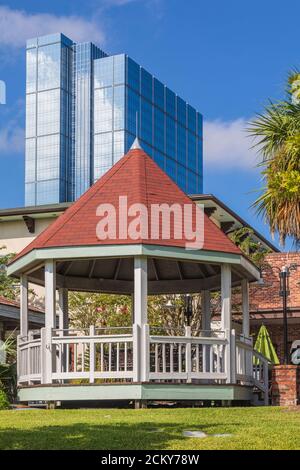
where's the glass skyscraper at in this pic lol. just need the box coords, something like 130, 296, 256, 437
25, 33, 203, 206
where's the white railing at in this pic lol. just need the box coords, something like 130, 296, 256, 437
149, 326, 227, 382
17, 325, 270, 404
236, 335, 254, 384
253, 349, 269, 405
17, 332, 42, 384
51, 326, 134, 382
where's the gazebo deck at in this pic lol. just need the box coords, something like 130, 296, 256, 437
17, 325, 268, 404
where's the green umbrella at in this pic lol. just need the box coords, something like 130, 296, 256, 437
254, 324, 280, 365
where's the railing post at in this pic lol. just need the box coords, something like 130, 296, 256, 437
40, 327, 47, 384
16, 335, 20, 385
142, 324, 150, 382
225, 329, 231, 384
89, 325, 95, 384
133, 323, 140, 382
231, 329, 236, 384
27, 331, 34, 385
185, 326, 192, 383
44, 328, 53, 384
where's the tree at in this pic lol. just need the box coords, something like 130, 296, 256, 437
0, 248, 19, 300
68, 292, 203, 336
228, 227, 271, 267
248, 72, 300, 247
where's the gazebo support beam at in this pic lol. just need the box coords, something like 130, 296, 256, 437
20, 274, 28, 338
221, 264, 236, 384
44, 260, 56, 384
58, 288, 68, 331
242, 279, 250, 338
133, 256, 148, 383
201, 290, 211, 332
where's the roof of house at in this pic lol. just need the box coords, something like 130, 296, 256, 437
191, 194, 279, 252
0, 295, 43, 314
11, 145, 242, 263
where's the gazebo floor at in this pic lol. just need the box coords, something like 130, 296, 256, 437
18, 382, 253, 404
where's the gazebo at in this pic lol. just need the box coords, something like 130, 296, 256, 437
8, 140, 269, 406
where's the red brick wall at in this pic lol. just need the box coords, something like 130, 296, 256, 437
271, 365, 300, 406
250, 252, 300, 311
251, 324, 300, 364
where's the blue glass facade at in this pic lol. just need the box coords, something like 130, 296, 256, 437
93, 55, 203, 193
25, 34, 203, 206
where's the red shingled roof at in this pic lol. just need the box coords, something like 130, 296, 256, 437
12, 147, 241, 262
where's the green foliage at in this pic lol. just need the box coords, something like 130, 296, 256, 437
0, 389, 10, 410
228, 227, 271, 266
248, 72, 300, 246
68, 292, 203, 335
0, 248, 19, 300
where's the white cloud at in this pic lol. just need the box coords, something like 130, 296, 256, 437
0, 6, 106, 48
0, 122, 24, 155
203, 118, 259, 169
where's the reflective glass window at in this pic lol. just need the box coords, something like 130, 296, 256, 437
127, 57, 140, 93
187, 132, 197, 172
25, 183, 36, 206
37, 135, 60, 181
38, 44, 61, 91
94, 132, 113, 178
26, 48, 37, 93
165, 88, 176, 119
177, 97, 187, 127
26, 94, 36, 138
177, 125, 186, 165
113, 130, 125, 163
154, 78, 165, 110
154, 107, 165, 153
187, 171, 197, 194
127, 88, 140, 136
166, 116, 176, 159
141, 68, 153, 102
114, 86, 125, 131
36, 179, 60, 205
37, 89, 60, 136
114, 55, 125, 85
94, 56, 113, 89
94, 87, 113, 133
25, 139, 36, 183
177, 164, 186, 192
166, 157, 176, 180
187, 105, 196, 135
141, 98, 153, 144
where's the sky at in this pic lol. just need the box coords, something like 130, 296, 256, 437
0, 0, 298, 250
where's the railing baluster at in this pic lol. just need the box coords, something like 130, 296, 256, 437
124, 342, 127, 372
117, 343, 120, 372
155, 344, 159, 373
109, 343, 112, 372
170, 344, 174, 373
162, 343, 166, 373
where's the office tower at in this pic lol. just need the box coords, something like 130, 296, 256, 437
25, 33, 203, 206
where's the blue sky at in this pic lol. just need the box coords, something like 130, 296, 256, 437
0, 0, 298, 250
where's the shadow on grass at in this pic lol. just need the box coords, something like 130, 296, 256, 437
0, 420, 240, 450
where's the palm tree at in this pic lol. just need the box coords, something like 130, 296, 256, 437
248, 72, 300, 246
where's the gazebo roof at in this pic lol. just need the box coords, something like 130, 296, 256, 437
12, 145, 240, 261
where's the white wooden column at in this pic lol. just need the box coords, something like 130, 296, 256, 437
133, 256, 148, 382
44, 260, 56, 384
221, 264, 235, 383
241, 279, 250, 338
221, 264, 232, 331
20, 274, 28, 338
58, 287, 69, 331
201, 290, 211, 332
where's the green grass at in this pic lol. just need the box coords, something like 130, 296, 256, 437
0, 407, 299, 450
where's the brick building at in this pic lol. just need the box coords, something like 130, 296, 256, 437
249, 252, 300, 363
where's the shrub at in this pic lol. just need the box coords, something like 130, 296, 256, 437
0, 389, 10, 410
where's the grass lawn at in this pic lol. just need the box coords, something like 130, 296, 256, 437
0, 407, 299, 450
